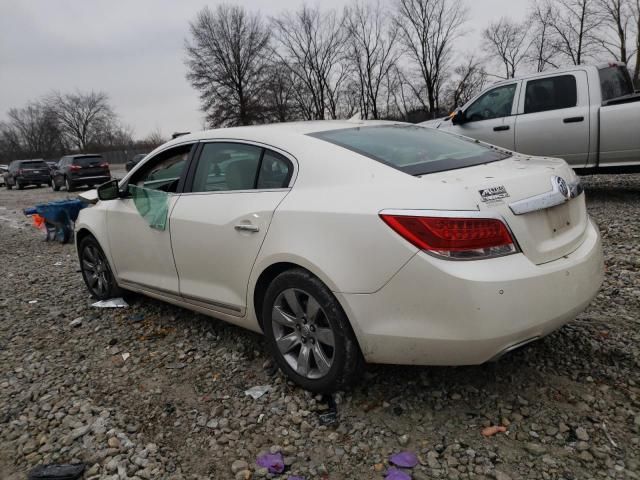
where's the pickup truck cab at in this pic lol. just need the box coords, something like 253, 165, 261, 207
421, 63, 640, 173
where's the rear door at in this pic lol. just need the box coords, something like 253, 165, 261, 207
452, 82, 520, 149
170, 141, 295, 316
514, 71, 590, 167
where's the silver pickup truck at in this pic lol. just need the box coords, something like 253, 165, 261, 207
421, 63, 640, 174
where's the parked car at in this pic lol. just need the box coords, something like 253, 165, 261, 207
0, 164, 7, 186
51, 154, 111, 192
125, 153, 148, 172
4, 159, 50, 189
75, 121, 604, 392
46, 160, 57, 173
421, 62, 640, 174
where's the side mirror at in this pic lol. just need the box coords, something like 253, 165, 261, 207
451, 109, 466, 125
97, 179, 121, 201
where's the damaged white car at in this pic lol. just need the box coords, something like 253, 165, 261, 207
75, 121, 604, 392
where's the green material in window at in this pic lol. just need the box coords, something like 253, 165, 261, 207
129, 184, 169, 230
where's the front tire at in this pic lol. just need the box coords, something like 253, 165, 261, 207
16, 181, 24, 190
262, 269, 363, 393
65, 177, 74, 192
51, 178, 60, 191
79, 236, 121, 300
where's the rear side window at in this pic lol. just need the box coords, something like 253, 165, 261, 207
524, 75, 577, 114
309, 125, 511, 176
599, 66, 634, 101
257, 151, 292, 189
74, 156, 103, 166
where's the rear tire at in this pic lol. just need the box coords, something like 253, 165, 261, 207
262, 268, 364, 393
51, 178, 60, 191
65, 177, 74, 192
6, 183, 12, 190
17, 181, 23, 190
79, 236, 122, 300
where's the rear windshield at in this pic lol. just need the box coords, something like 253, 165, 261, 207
309, 125, 511, 175
74, 156, 103, 166
599, 66, 634, 101
20, 161, 48, 169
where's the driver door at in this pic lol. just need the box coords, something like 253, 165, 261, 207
106, 143, 194, 294
451, 82, 520, 150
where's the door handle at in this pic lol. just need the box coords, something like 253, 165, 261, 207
493, 125, 510, 131
234, 224, 260, 233
563, 116, 584, 123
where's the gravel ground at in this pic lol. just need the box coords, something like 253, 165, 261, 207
1, 173, 639, 480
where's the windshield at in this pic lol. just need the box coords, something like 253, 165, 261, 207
74, 156, 103, 166
21, 161, 48, 169
599, 65, 634, 101
309, 125, 511, 175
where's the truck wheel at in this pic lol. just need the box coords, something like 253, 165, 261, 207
262, 268, 364, 393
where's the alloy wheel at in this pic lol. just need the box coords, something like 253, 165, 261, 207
81, 244, 112, 297
271, 288, 336, 380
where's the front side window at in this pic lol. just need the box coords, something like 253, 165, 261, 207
310, 125, 511, 176
524, 75, 577, 114
132, 144, 191, 193
465, 84, 517, 122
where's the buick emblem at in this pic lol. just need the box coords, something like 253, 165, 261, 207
553, 176, 570, 199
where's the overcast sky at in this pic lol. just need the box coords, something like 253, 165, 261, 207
0, 0, 529, 138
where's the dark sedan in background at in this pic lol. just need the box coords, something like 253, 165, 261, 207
125, 153, 148, 172
4, 159, 50, 189
50, 154, 111, 192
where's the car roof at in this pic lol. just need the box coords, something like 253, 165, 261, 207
158, 120, 407, 150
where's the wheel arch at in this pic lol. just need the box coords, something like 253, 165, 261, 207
251, 260, 366, 355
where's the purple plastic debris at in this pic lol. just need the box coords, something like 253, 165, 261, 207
389, 451, 419, 468
256, 452, 285, 474
287, 477, 305, 480
385, 468, 412, 480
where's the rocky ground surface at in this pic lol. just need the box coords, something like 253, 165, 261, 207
1, 173, 639, 480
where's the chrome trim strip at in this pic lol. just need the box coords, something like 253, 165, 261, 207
509, 177, 583, 215
181, 293, 242, 313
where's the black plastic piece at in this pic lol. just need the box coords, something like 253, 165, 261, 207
27, 463, 85, 480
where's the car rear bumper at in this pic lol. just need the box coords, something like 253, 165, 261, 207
19, 175, 50, 184
69, 175, 111, 185
337, 217, 604, 366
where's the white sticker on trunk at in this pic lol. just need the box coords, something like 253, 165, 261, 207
479, 186, 509, 202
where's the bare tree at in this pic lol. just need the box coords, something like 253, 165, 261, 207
344, 0, 399, 119
529, 1, 559, 71
262, 61, 300, 122
597, 0, 631, 62
395, 0, 467, 117
271, 5, 348, 120
631, 0, 640, 85
47, 91, 116, 151
6, 101, 62, 158
547, 0, 602, 65
483, 18, 531, 78
185, 5, 270, 127
442, 57, 488, 111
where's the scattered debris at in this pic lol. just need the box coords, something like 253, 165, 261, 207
53, 261, 62, 266
256, 452, 285, 474
165, 362, 187, 370
482, 425, 507, 437
27, 463, 85, 480
91, 297, 129, 308
121, 352, 130, 362
389, 451, 418, 468
602, 422, 618, 448
28, 300, 38, 304
244, 385, 271, 400
318, 394, 338, 426
385, 467, 412, 480
69, 317, 83, 328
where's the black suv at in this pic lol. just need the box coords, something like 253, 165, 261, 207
126, 153, 148, 172
4, 159, 50, 190
51, 154, 111, 192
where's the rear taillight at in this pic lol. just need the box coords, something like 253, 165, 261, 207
380, 213, 518, 260
69, 165, 81, 171
100, 162, 109, 168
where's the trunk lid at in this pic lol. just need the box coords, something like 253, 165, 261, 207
422, 154, 588, 265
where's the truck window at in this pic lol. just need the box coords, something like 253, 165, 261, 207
524, 75, 577, 114
599, 66, 634, 101
465, 84, 517, 122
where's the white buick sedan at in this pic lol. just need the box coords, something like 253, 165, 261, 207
76, 121, 603, 392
